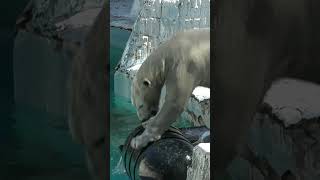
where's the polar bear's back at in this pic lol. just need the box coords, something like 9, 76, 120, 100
138, 28, 210, 87
168, 29, 210, 87
174, 28, 210, 42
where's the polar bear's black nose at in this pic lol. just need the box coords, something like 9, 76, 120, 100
151, 110, 157, 116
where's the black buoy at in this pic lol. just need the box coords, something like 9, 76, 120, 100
119, 126, 194, 180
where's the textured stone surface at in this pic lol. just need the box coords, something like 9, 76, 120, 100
229, 79, 320, 180
182, 87, 210, 128
114, 0, 211, 127
14, 30, 71, 122
22, 0, 104, 38
264, 79, 320, 126
187, 143, 210, 180
14, 2, 105, 121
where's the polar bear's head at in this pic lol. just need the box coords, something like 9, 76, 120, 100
131, 76, 161, 122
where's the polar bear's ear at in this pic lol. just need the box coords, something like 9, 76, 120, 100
143, 78, 152, 87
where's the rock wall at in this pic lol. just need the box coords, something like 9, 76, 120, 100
20, 0, 104, 38
229, 79, 320, 180
187, 143, 210, 180
14, 0, 107, 128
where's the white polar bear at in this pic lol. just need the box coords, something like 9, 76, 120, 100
130, 28, 210, 149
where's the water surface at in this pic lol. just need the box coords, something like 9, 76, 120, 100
110, 27, 133, 180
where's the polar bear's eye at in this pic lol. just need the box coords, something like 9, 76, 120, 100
138, 105, 144, 110
143, 79, 151, 87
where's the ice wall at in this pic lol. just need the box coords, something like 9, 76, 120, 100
130, 0, 142, 17
117, 0, 210, 70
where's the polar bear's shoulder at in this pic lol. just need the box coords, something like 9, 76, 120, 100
173, 28, 210, 41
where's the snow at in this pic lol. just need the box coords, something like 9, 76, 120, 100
192, 86, 210, 101
198, 143, 210, 153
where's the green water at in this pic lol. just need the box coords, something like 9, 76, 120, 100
110, 27, 134, 180
1, 105, 90, 180
109, 96, 139, 180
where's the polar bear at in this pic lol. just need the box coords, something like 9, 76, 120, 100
130, 28, 210, 149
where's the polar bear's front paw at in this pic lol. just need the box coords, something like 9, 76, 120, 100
130, 128, 162, 149
141, 116, 155, 128
130, 135, 150, 149
141, 121, 149, 128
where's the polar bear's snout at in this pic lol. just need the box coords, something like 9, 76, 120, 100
150, 109, 157, 116
138, 106, 158, 122
148, 106, 159, 116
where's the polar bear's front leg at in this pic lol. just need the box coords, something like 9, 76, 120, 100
130, 100, 187, 149
131, 73, 196, 149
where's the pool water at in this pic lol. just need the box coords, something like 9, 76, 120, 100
110, 27, 135, 180
109, 95, 139, 180
0, 105, 90, 180
0, 18, 89, 180
109, 27, 193, 180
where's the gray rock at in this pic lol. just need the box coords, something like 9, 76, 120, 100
14, 3, 106, 124
187, 143, 210, 180
230, 79, 320, 180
